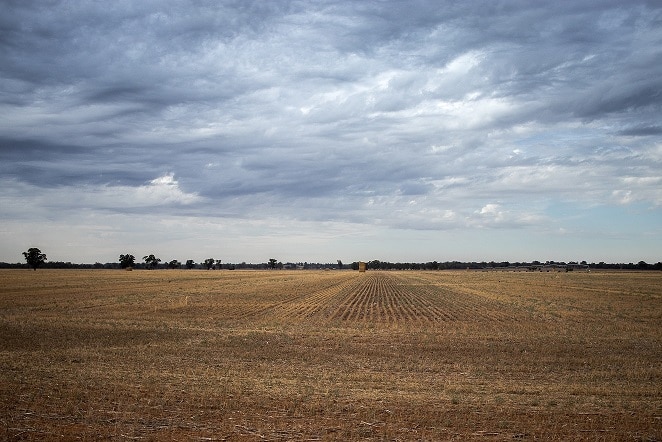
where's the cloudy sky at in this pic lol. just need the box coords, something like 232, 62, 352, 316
1, 1, 661, 265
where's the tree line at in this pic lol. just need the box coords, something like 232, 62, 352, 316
10, 248, 340, 271
8, 247, 662, 271
357, 259, 662, 271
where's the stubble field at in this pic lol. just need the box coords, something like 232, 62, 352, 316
0, 269, 660, 441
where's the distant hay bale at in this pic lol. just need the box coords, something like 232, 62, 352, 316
358, 262, 366, 272
125, 267, 133, 271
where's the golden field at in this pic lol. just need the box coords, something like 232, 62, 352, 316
0, 269, 660, 441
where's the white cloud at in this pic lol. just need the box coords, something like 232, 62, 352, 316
612, 179, 662, 206
474, 204, 506, 225
612, 190, 634, 205
132, 173, 202, 206
478, 203, 501, 216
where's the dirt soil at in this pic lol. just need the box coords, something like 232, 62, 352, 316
0, 269, 660, 440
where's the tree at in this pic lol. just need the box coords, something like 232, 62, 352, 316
215, 259, 222, 270
185, 259, 196, 269
204, 258, 215, 270
143, 254, 161, 270
268, 258, 277, 269
167, 260, 181, 269
337, 260, 343, 270
369, 260, 381, 270
119, 254, 135, 269
23, 247, 47, 270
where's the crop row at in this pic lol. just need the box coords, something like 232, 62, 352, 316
245, 272, 518, 325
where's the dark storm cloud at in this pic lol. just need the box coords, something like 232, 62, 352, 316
0, 137, 96, 186
0, 133, 183, 190
618, 126, 662, 137
0, 137, 86, 159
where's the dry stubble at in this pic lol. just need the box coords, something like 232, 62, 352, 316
0, 269, 660, 440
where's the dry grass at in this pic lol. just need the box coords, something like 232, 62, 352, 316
0, 269, 660, 441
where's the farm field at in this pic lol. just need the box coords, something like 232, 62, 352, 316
0, 269, 660, 441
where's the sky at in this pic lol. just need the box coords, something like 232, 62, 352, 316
1, 1, 661, 265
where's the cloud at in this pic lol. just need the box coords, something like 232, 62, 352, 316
0, 173, 202, 222
0, 0, 661, 263
120, 173, 203, 207
617, 126, 662, 137
470, 203, 545, 229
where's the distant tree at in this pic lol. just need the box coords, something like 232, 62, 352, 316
23, 247, 47, 270
215, 259, 222, 270
369, 260, 381, 270
204, 258, 215, 270
185, 259, 196, 269
143, 254, 161, 270
119, 253, 135, 269
268, 258, 277, 269
638, 260, 649, 270
167, 260, 181, 269
337, 260, 343, 270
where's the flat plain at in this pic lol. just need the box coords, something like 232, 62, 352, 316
0, 269, 660, 441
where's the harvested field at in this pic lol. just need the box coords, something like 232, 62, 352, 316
0, 269, 660, 440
